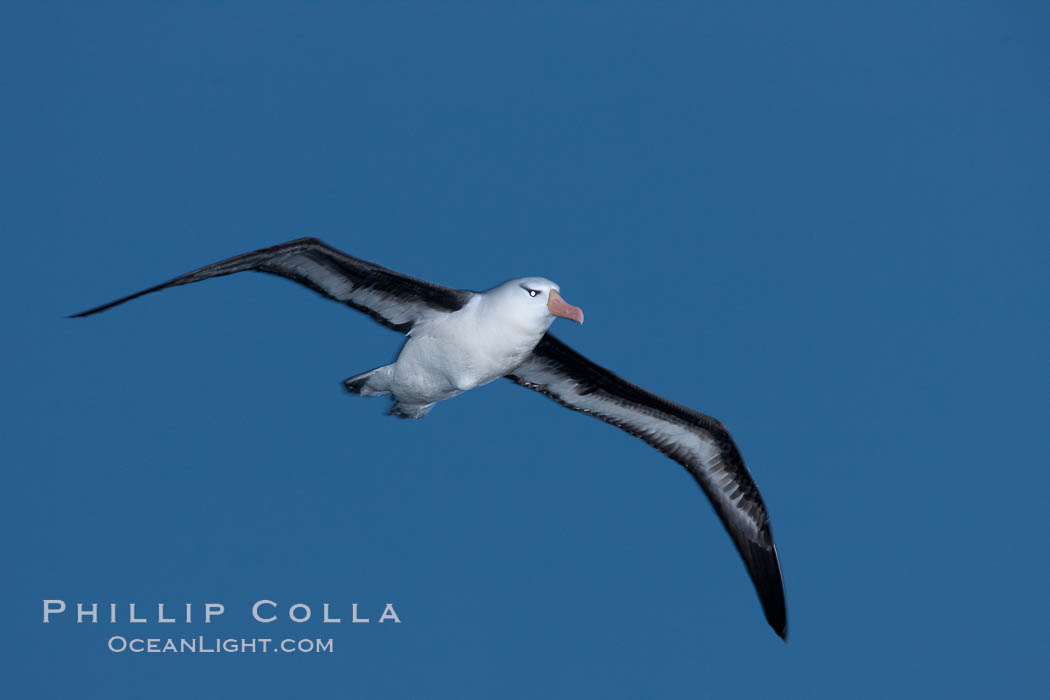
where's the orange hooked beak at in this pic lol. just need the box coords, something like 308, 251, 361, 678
547, 289, 584, 324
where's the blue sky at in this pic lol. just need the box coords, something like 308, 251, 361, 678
4, 2, 1048, 698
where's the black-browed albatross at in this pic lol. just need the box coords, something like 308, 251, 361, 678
73, 237, 788, 639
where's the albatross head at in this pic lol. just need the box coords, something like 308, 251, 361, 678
485, 277, 584, 331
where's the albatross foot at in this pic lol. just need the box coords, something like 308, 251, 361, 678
387, 402, 434, 420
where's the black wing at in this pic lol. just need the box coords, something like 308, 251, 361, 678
507, 333, 787, 639
71, 237, 474, 332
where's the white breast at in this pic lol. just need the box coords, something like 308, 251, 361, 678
389, 296, 548, 403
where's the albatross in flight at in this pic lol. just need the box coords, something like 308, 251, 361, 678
73, 238, 788, 639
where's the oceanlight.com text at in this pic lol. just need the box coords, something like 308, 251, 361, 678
107, 636, 334, 654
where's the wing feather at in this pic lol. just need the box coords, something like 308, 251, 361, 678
71, 238, 473, 332
507, 333, 787, 639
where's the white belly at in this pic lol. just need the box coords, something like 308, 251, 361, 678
388, 304, 542, 405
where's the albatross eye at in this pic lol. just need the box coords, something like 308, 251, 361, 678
528, 289, 538, 297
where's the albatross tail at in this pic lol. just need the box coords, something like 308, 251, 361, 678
342, 365, 394, 396
343, 365, 433, 419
